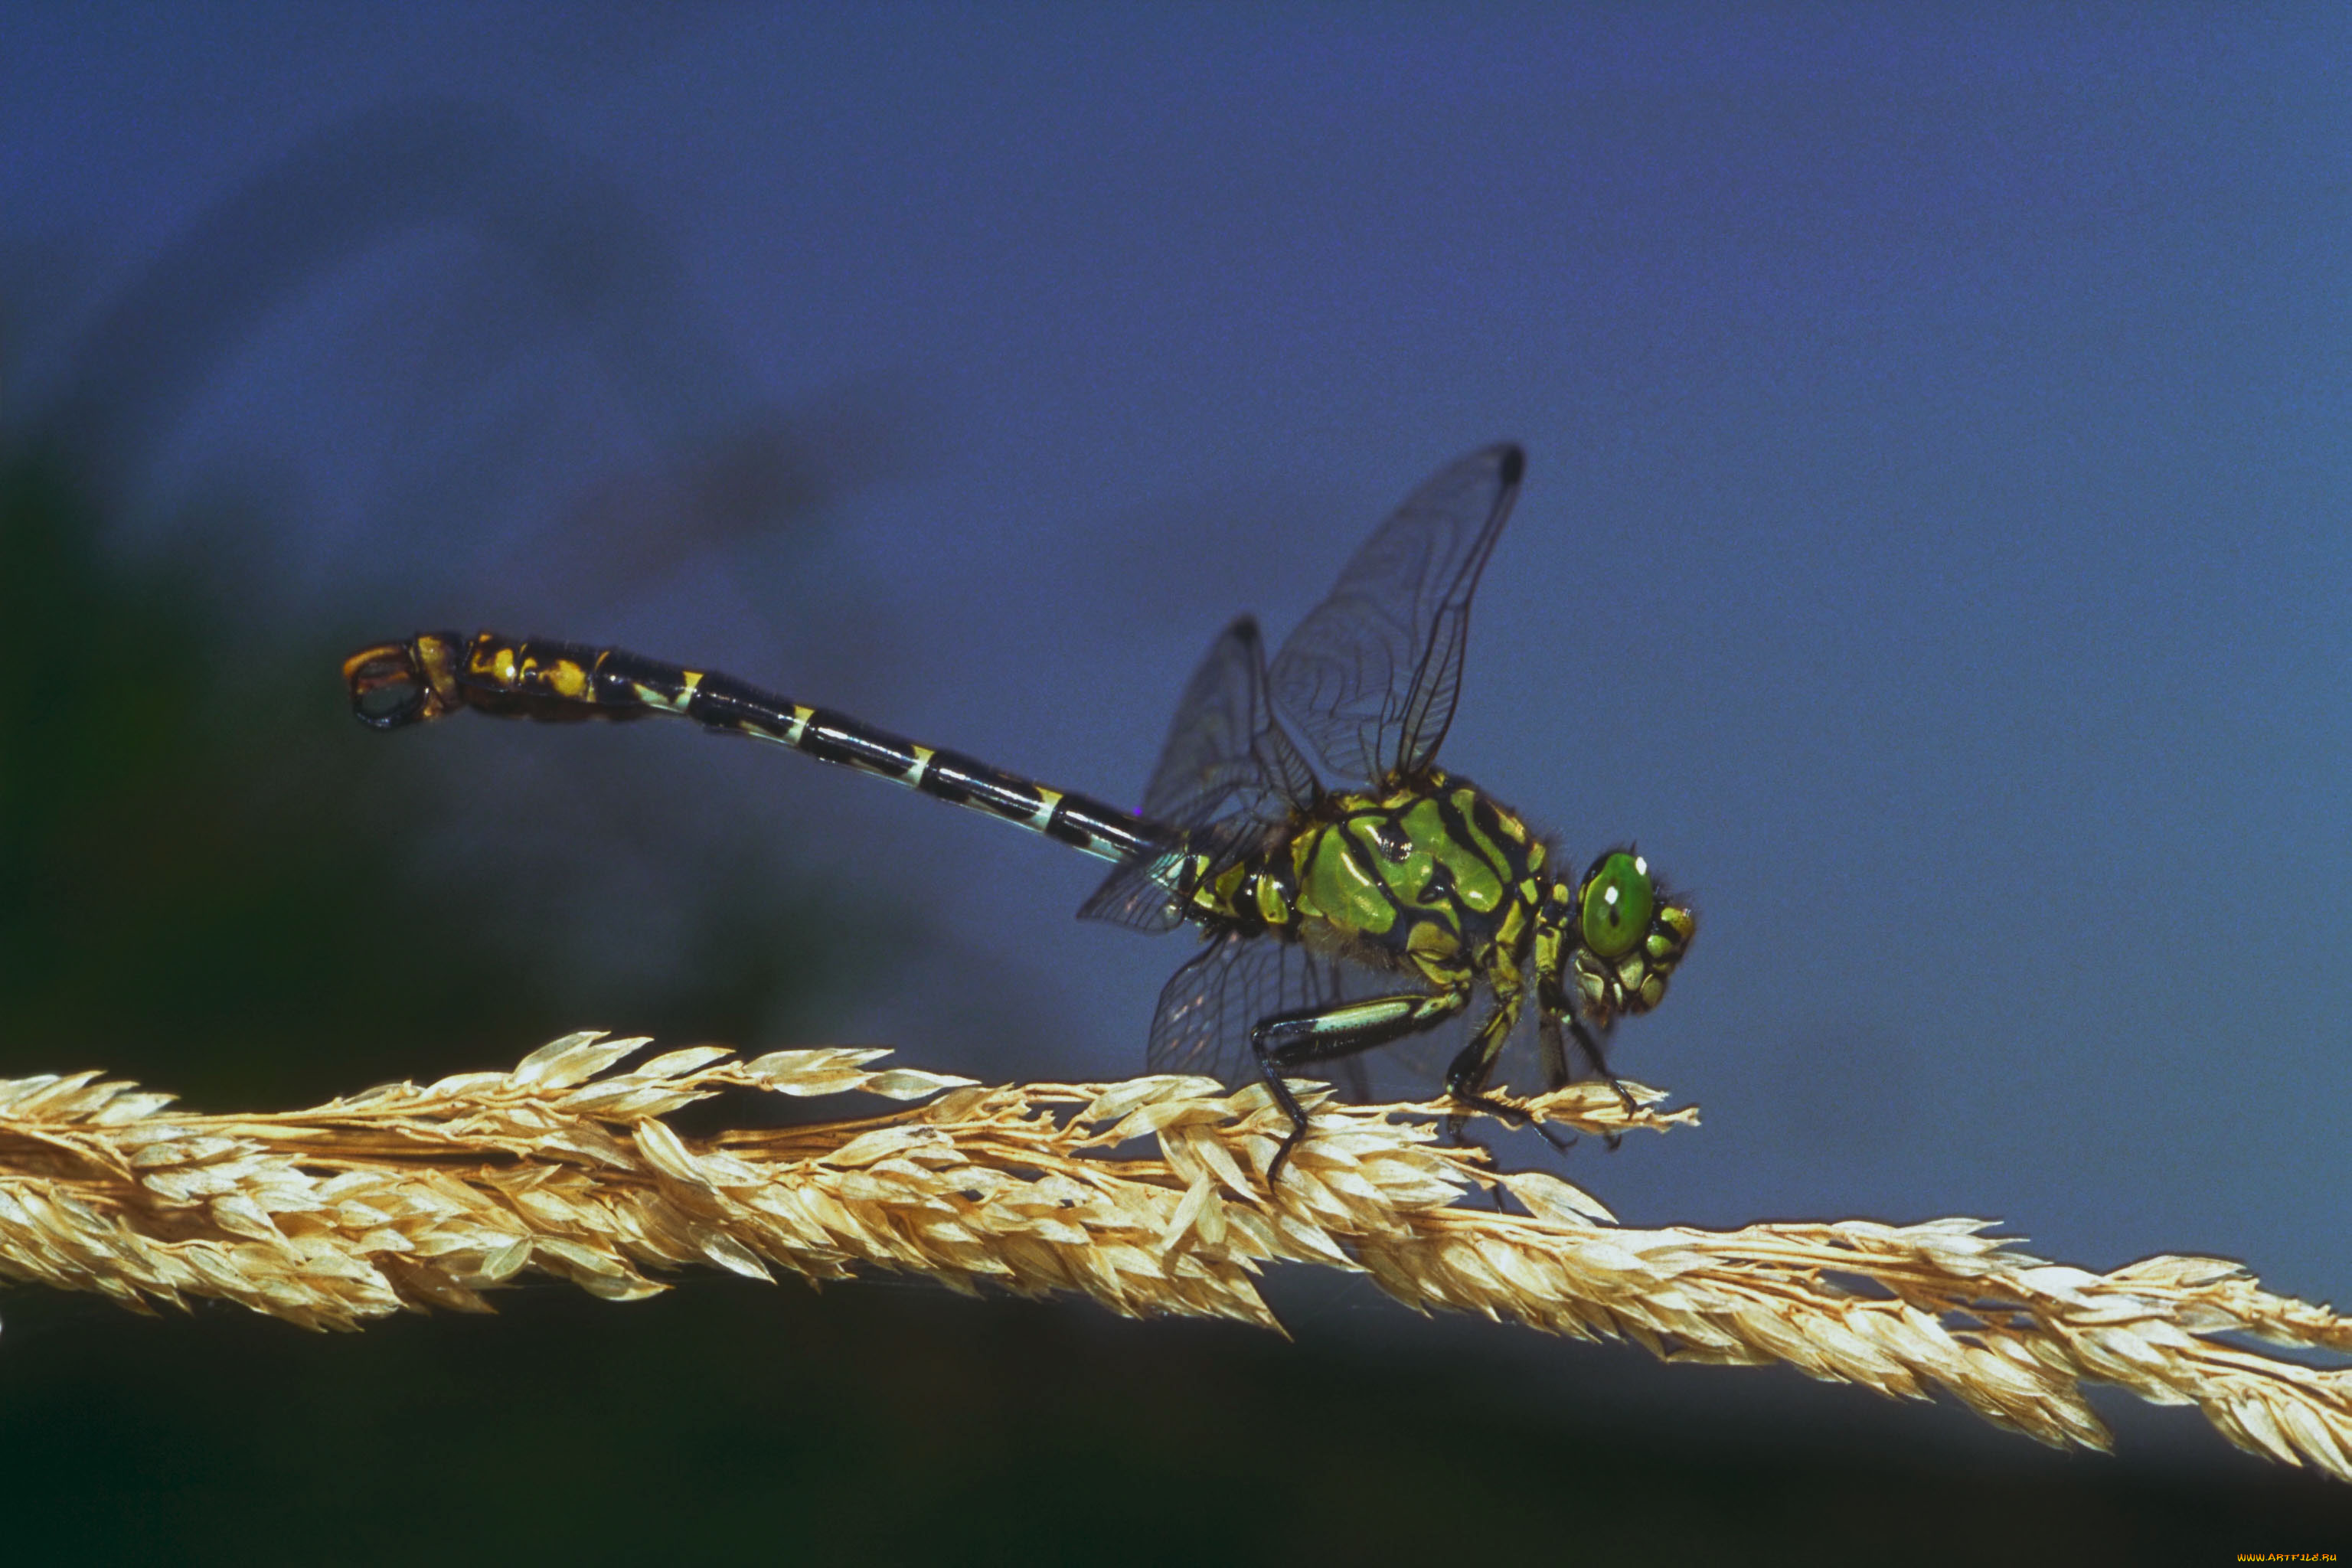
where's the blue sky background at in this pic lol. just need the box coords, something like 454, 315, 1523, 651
3, 2, 2347, 1479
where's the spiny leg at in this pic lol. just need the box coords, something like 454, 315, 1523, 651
1534, 1014, 1625, 1154
1570, 1015, 1635, 1112
1533, 885, 1636, 1144
1537, 1011, 1573, 1093
1534, 1008, 1637, 1104
1439, 982, 1576, 1170
1252, 988, 1469, 1185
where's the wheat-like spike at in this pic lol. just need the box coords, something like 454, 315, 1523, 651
0, 1034, 2344, 1480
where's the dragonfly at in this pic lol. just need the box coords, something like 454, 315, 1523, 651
343, 443, 1694, 1181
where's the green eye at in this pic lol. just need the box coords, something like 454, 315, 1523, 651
1579, 851, 1655, 959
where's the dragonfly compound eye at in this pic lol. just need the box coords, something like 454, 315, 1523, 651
1579, 851, 1655, 959
1571, 851, 1694, 1022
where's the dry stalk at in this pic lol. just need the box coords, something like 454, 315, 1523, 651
0, 1033, 2344, 1479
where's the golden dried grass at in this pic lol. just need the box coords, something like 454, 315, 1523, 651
1, 1032, 2345, 1479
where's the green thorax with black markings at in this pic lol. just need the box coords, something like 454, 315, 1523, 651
1186, 768, 1548, 983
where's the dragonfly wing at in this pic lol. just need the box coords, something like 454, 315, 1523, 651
1079, 616, 1318, 933
1140, 615, 1318, 826
1268, 443, 1525, 784
1080, 815, 1269, 933
1077, 861, 1191, 933
1144, 926, 1364, 1086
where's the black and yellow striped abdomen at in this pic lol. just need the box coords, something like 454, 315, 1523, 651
344, 632, 1169, 866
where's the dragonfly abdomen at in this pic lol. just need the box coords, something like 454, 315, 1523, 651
1182, 840, 1307, 939
344, 632, 1170, 866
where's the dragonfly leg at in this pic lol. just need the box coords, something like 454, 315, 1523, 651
1567, 1016, 1635, 1106
1536, 1009, 1573, 1090
1530, 1013, 1630, 1152
1440, 982, 1573, 1161
1252, 988, 1469, 1185
1534, 886, 1637, 1132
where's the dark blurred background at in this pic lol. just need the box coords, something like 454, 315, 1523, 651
2, 5, 2346, 1558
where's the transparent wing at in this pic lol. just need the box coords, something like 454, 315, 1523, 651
1078, 616, 1318, 934
1268, 443, 1525, 786
1140, 616, 1318, 827
1078, 818, 1266, 935
1144, 928, 1365, 1086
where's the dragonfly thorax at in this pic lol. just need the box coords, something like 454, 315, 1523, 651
1187, 768, 1549, 989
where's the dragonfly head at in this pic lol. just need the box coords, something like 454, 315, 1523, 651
343, 632, 471, 729
1569, 848, 1695, 1024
